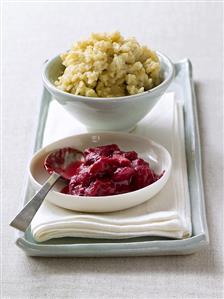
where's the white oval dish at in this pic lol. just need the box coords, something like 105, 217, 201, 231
29, 132, 172, 213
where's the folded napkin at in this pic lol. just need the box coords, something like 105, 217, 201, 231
31, 92, 192, 242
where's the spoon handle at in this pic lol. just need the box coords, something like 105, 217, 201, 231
10, 172, 61, 232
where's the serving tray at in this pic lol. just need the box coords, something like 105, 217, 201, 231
15, 59, 209, 256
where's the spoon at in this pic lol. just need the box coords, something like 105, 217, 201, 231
10, 147, 84, 232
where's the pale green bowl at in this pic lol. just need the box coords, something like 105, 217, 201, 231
42, 51, 175, 132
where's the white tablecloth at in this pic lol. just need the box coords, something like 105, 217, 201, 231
3, 2, 223, 299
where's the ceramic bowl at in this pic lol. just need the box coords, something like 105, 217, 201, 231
29, 132, 172, 213
42, 51, 175, 132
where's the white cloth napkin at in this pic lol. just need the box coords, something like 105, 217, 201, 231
31, 92, 192, 242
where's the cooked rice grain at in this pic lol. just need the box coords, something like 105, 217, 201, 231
55, 32, 161, 98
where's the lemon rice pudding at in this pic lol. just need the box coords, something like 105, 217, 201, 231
55, 32, 161, 98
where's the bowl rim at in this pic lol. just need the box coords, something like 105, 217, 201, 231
29, 131, 172, 200
42, 51, 175, 103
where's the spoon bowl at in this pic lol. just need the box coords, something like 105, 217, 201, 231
44, 147, 84, 180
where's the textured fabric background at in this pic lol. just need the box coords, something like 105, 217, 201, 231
2, 2, 223, 299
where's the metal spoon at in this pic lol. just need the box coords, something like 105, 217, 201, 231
10, 147, 84, 232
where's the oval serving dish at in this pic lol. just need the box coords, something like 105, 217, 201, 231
29, 132, 172, 212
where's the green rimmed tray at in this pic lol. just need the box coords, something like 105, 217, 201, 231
14, 60, 209, 256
